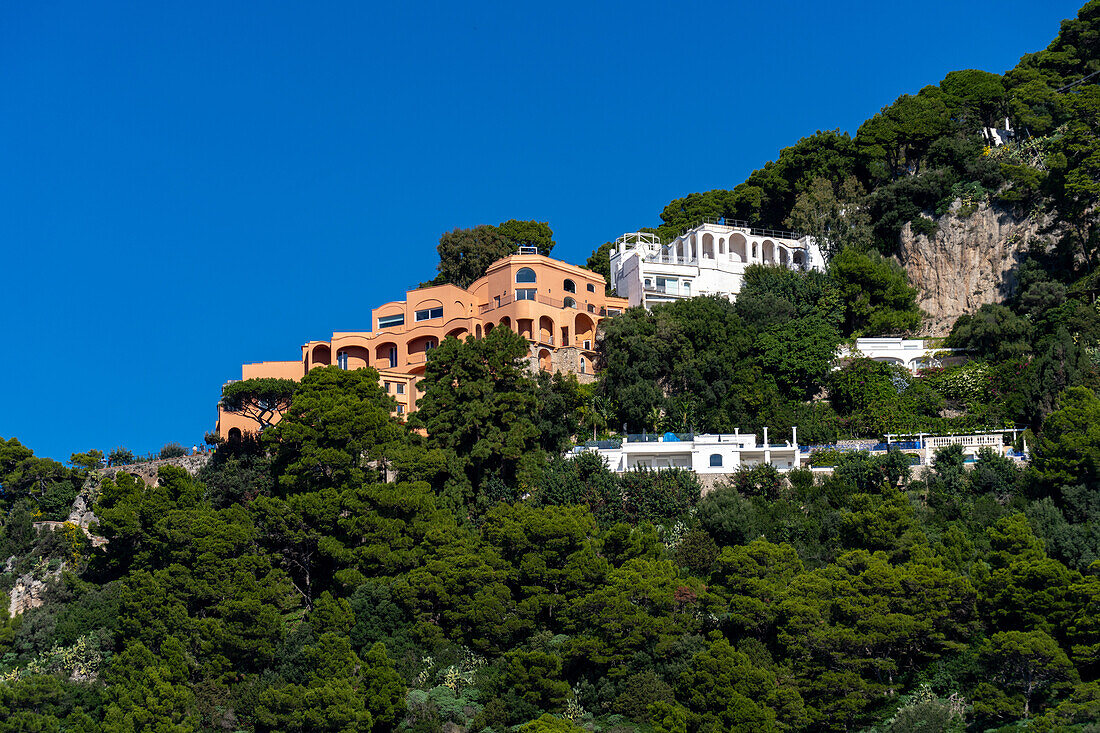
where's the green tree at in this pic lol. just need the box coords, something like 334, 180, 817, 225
432, 224, 514, 289
675, 633, 807, 732
976, 630, 1076, 720
499, 649, 572, 720
946, 303, 1032, 361
939, 68, 1006, 126
68, 449, 104, 470
496, 219, 555, 255
412, 328, 543, 493
481, 503, 604, 632
829, 248, 922, 336
1035, 386, 1100, 491
220, 377, 299, 432
430, 220, 554, 288
785, 176, 873, 263
757, 315, 841, 400
265, 366, 405, 494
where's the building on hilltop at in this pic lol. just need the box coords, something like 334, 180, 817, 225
608, 219, 825, 309
217, 250, 629, 439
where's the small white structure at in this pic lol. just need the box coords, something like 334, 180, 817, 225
569, 428, 802, 474
609, 220, 824, 309
837, 338, 959, 374
883, 429, 1026, 465
982, 118, 1015, 147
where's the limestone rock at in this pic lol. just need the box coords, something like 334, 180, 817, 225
9, 571, 51, 617
896, 202, 1052, 336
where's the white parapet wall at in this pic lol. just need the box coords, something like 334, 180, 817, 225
569, 428, 802, 474
609, 220, 824, 310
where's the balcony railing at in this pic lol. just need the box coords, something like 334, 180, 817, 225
479, 293, 515, 314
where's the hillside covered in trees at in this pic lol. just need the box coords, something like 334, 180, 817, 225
2, 2, 1100, 732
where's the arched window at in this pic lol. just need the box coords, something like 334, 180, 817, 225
563, 279, 576, 293
564, 297, 576, 309
337, 351, 349, 370
579, 356, 587, 374
709, 454, 723, 467
516, 267, 536, 283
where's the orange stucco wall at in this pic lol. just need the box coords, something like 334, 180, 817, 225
217, 253, 630, 436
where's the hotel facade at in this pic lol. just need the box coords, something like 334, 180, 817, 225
217, 250, 629, 439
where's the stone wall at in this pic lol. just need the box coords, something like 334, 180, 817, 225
524, 345, 596, 384
98, 453, 211, 486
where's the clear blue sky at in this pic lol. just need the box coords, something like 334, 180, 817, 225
0, 0, 1085, 461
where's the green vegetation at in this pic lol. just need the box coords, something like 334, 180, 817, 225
426, 220, 556, 289
8, 374, 1100, 730
3, 3, 1100, 731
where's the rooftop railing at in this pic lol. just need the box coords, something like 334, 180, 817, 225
678, 217, 806, 242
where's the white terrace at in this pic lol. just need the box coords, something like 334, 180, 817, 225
609, 219, 825, 309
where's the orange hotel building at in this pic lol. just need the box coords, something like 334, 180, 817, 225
217, 250, 630, 439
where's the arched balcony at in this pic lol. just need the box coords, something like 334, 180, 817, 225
339, 345, 370, 370
575, 313, 596, 350
539, 315, 555, 345
310, 344, 331, 369
375, 342, 398, 369
730, 233, 748, 263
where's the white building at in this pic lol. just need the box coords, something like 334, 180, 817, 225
609, 219, 825, 309
836, 338, 961, 374
569, 428, 802, 474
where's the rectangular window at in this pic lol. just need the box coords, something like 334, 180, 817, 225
396, 405, 404, 414
396, 383, 405, 394
384, 381, 392, 392
516, 289, 536, 301
378, 313, 404, 329
388, 346, 397, 368
587, 283, 595, 292
415, 307, 444, 322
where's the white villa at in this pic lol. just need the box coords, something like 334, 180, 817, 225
837, 338, 962, 374
569, 428, 803, 474
570, 428, 1025, 477
609, 219, 825, 309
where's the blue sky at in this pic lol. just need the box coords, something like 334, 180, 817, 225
0, 0, 1085, 461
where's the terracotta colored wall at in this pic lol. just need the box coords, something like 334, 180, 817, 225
217, 253, 623, 436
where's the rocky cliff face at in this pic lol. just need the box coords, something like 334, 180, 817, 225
896, 202, 1052, 336
8, 565, 62, 617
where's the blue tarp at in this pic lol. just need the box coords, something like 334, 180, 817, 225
662, 432, 680, 442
